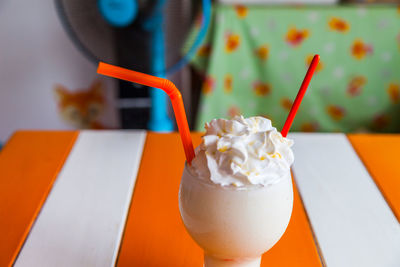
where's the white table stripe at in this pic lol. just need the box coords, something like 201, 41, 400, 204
15, 131, 146, 267
290, 133, 400, 267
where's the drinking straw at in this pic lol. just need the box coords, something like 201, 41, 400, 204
97, 62, 195, 164
281, 54, 320, 137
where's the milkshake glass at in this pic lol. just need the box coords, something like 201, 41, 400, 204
179, 116, 294, 267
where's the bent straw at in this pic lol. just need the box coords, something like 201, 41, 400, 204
281, 54, 320, 137
97, 62, 195, 164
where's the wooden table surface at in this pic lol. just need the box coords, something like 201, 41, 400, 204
0, 131, 399, 267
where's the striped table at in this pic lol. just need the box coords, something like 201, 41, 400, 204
0, 131, 399, 267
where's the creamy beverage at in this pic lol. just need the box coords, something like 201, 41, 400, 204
179, 116, 294, 267
96, 60, 313, 266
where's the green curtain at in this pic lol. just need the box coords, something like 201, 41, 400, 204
188, 5, 400, 132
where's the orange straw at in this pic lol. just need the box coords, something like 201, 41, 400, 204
97, 62, 195, 164
281, 54, 320, 137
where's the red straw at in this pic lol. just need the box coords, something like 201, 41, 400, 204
281, 54, 320, 137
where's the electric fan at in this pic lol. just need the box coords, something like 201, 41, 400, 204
55, 0, 211, 131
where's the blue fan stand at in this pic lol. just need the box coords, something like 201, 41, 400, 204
98, 0, 211, 132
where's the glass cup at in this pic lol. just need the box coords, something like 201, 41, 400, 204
179, 165, 293, 267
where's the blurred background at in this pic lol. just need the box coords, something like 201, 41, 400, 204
0, 0, 399, 146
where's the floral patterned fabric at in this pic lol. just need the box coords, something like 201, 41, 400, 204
190, 5, 400, 132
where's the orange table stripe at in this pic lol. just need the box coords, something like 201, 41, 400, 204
261, 179, 322, 267
0, 131, 78, 267
117, 133, 322, 267
348, 134, 400, 222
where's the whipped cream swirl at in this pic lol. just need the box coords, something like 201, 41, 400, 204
190, 116, 294, 187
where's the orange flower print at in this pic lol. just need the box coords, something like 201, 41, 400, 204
197, 44, 212, 57
280, 98, 293, 111
328, 17, 350, 33
351, 39, 373, 60
286, 27, 310, 47
372, 114, 390, 131
225, 33, 240, 53
306, 55, 323, 72
253, 81, 271, 96
224, 74, 233, 93
387, 83, 400, 104
301, 122, 319, 132
228, 105, 241, 118
202, 76, 215, 95
397, 33, 400, 51
235, 5, 248, 18
326, 105, 346, 121
255, 45, 269, 60
347, 76, 367, 97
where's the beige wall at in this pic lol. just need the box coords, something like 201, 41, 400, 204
0, 0, 119, 142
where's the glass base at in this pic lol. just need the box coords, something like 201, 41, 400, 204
204, 255, 261, 267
